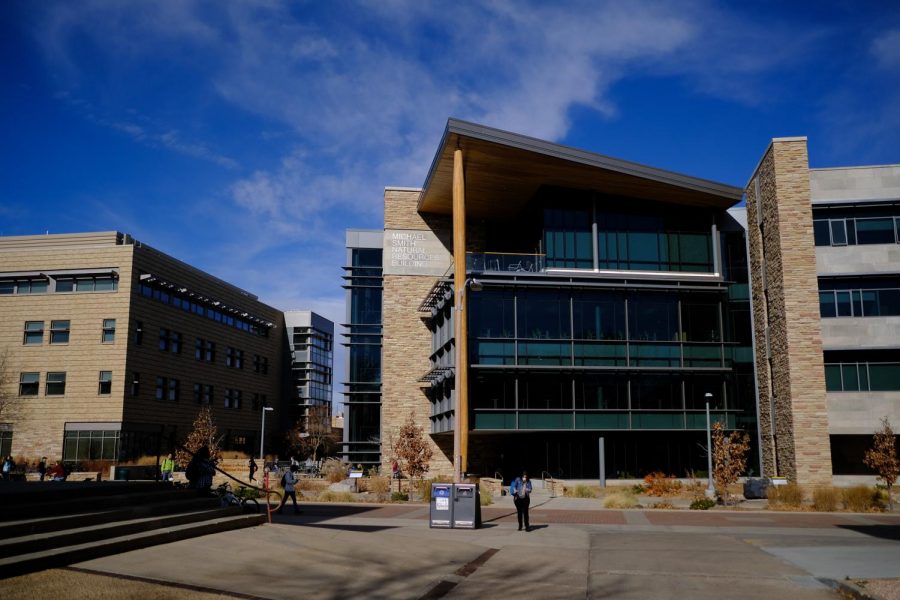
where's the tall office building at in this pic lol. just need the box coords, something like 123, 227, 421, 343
341, 230, 383, 467
284, 310, 335, 428
0, 232, 283, 462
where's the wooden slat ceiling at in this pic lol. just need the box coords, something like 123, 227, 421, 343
418, 122, 743, 218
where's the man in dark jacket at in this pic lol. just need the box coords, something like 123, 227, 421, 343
509, 471, 533, 531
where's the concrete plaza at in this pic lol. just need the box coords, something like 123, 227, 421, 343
69, 498, 900, 599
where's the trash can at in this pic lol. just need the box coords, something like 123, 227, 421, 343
452, 483, 481, 529
430, 483, 453, 528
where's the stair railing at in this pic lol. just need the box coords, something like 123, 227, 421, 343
170, 439, 283, 524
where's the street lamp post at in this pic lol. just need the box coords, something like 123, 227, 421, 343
259, 406, 274, 464
704, 392, 716, 499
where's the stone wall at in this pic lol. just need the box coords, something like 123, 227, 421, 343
382, 189, 454, 477
745, 138, 832, 486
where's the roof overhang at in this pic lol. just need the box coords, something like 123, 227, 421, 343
418, 119, 743, 218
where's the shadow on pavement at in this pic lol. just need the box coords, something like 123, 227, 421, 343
837, 524, 900, 541
303, 523, 399, 533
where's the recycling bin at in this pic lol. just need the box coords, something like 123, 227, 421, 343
430, 483, 453, 528
451, 483, 482, 529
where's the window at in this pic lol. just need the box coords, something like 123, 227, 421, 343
226, 347, 234, 367
23, 321, 44, 345
55, 275, 118, 293
226, 347, 243, 368
62, 429, 119, 461
195, 338, 203, 360
131, 372, 140, 397
254, 355, 269, 374
98, 371, 112, 395
235, 349, 243, 369
50, 320, 70, 344
102, 319, 116, 343
193, 383, 214, 404
19, 372, 39, 396
46, 372, 66, 395
0, 430, 11, 458
0, 277, 49, 294
155, 377, 179, 401
171, 331, 182, 354
134, 321, 143, 345
159, 328, 169, 351
225, 388, 242, 409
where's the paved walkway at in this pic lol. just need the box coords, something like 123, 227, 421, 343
72, 499, 900, 599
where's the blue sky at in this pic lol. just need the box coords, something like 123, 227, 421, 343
2, 1, 900, 409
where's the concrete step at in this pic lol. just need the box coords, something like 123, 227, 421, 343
0, 512, 266, 579
0, 506, 240, 558
0, 497, 220, 538
0, 488, 196, 522
0, 481, 173, 509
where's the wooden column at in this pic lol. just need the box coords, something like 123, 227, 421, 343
452, 145, 469, 481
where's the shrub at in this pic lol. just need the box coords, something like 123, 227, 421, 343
690, 497, 716, 510
812, 487, 839, 512
643, 472, 682, 497
630, 484, 646, 495
317, 491, 354, 503
236, 486, 261, 500
418, 476, 453, 501
480, 490, 493, 506
842, 485, 879, 512
768, 484, 804, 508
391, 491, 409, 502
650, 501, 674, 509
566, 484, 597, 498
321, 458, 347, 484
366, 476, 390, 496
603, 491, 638, 509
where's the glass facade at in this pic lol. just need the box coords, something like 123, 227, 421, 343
342, 244, 383, 466
422, 192, 755, 477
824, 350, 900, 392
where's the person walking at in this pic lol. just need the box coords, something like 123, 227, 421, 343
248, 457, 258, 482
509, 471, 533, 532
38, 457, 47, 482
1, 455, 14, 481
277, 465, 301, 514
160, 453, 176, 483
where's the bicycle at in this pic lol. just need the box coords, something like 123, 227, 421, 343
214, 482, 261, 514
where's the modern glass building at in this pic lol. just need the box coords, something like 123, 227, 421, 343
341, 230, 383, 467
381, 120, 759, 480
284, 311, 335, 428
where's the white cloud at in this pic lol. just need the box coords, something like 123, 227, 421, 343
872, 29, 900, 70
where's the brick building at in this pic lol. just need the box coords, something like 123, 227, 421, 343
0, 231, 286, 464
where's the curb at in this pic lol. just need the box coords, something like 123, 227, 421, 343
819, 578, 884, 600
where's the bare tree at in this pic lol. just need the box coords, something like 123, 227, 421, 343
176, 406, 223, 467
285, 404, 332, 462
393, 413, 433, 492
712, 421, 751, 504
864, 416, 898, 511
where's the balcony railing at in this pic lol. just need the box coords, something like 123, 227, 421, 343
466, 252, 546, 274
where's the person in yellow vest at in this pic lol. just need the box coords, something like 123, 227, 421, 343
161, 453, 176, 483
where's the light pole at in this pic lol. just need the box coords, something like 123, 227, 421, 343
704, 392, 716, 499
259, 406, 274, 464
